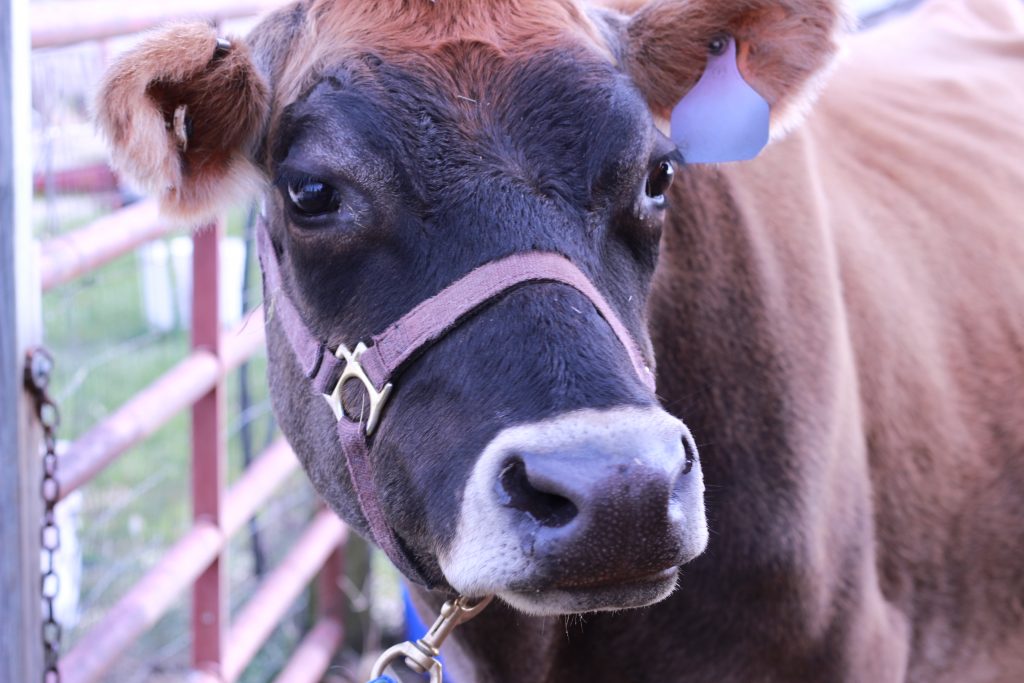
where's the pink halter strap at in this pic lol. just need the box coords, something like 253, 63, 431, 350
257, 222, 655, 586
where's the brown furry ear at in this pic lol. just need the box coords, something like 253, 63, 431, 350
96, 23, 270, 221
624, 0, 848, 132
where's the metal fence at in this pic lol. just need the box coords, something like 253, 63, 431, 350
5, 1, 365, 681
46, 223, 349, 683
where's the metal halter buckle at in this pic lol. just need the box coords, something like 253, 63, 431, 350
322, 342, 393, 435
369, 595, 493, 683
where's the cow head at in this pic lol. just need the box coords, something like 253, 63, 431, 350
97, 0, 843, 615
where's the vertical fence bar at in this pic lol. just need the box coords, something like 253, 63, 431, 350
0, 0, 44, 680
313, 540, 346, 671
318, 537, 345, 618
192, 221, 226, 677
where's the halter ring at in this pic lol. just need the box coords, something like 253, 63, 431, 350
322, 342, 393, 435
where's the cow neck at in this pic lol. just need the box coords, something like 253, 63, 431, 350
256, 220, 655, 587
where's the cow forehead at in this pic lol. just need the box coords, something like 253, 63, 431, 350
272, 47, 652, 214
308, 0, 609, 53
266, 0, 655, 202
270, 0, 618, 114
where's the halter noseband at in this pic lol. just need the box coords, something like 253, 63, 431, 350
257, 222, 655, 587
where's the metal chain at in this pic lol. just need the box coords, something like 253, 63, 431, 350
25, 347, 62, 683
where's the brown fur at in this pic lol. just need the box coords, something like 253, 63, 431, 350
94, 1, 1024, 679
264, 0, 614, 132
625, 0, 848, 126
639, 1, 1024, 680
95, 23, 270, 220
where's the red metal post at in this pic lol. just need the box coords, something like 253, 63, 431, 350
192, 222, 226, 677
312, 530, 346, 677
318, 504, 346, 619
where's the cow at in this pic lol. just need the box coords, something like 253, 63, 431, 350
95, 0, 1024, 680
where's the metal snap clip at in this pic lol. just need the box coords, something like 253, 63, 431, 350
369, 595, 494, 683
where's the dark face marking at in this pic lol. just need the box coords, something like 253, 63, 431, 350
264, 43, 680, 584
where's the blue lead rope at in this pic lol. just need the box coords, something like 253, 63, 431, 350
368, 677, 398, 683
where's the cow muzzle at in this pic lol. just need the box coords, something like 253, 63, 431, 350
439, 405, 707, 615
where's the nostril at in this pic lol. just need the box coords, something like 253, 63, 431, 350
497, 459, 578, 528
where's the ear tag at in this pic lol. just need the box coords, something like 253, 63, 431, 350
670, 36, 770, 164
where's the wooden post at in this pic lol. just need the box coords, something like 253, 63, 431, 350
0, 0, 44, 681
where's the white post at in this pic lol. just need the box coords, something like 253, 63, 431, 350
0, 0, 44, 681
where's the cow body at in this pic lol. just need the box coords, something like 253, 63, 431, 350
95, 0, 1024, 680
434, 3, 1024, 681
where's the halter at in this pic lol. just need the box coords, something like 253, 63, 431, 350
257, 221, 656, 587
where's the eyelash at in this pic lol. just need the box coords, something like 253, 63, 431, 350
276, 171, 323, 190
657, 149, 685, 167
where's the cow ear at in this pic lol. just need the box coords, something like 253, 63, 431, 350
623, 0, 847, 160
96, 23, 270, 221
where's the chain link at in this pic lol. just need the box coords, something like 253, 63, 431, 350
25, 347, 62, 683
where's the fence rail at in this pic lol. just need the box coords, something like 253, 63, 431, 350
16, 1, 353, 681
224, 511, 348, 683
59, 437, 307, 683
31, 0, 285, 49
55, 305, 265, 499
273, 617, 347, 683
39, 200, 170, 292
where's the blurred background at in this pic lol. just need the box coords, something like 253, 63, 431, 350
29, 2, 406, 682
24, 0, 908, 681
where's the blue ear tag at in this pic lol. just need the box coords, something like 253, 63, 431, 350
670, 36, 770, 164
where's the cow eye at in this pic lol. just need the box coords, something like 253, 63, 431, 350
286, 179, 341, 216
645, 160, 675, 203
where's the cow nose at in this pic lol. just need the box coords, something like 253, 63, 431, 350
440, 406, 708, 600
490, 409, 704, 570
496, 434, 696, 529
